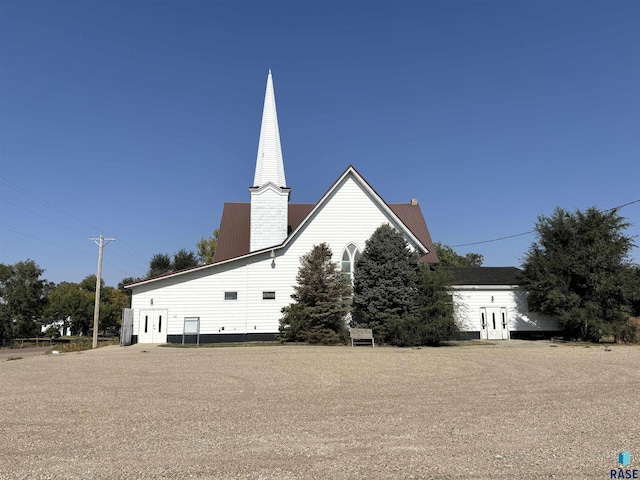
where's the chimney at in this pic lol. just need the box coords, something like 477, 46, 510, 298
410, 198, 419, 206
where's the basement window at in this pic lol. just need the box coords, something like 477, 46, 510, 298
263, 291, 276, 300
224, 291, 238, 301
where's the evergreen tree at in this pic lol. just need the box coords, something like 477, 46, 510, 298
352, 224, 421, 343
399, 266, 459, 346
147, 253, 172, 278
172, 249, 199, 271
146, 250, 200, 278
521, 207, 639, 341
279, 243, 352, 344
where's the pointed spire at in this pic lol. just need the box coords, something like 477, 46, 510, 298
253, 70, 286, 188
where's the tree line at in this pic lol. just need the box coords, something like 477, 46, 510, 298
0, 263, 129, 345
0, 230, 220, 345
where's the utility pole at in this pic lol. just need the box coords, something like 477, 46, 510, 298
89, 234, 115, 349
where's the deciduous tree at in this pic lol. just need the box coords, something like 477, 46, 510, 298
196, 229, 219, 264
0, 260, 48, 342
434, 242, 483, 267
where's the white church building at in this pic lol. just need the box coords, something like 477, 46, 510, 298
126, 71, 560, 344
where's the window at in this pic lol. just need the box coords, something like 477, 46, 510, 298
263, 291, 276, 300
158, 315, 162, 333
224, 291, 238, 300
341, 243, 361, 282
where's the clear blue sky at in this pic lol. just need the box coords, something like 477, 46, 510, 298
1, 1, 639, 288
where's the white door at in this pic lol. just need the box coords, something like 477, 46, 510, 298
480, 307, 509, 340
138, 310, 168, 343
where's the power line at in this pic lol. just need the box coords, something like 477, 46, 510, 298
1, 176, 149, 268
450, 230, 535, 247
113, 239, 150, 266
0, 198, 92, 237
0, 226, 94, 256
450, 199, 640, 248
0, 177, 102, 233
0, 226, 136, 277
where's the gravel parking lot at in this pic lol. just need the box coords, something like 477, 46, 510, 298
1, 341, 638, 479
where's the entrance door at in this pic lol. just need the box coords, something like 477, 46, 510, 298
480, 307, 509, 340
138, 310, 168, 343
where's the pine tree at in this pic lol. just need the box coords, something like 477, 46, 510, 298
352, 224, 421, 343
403, 266, 459, 345
521, 207, 639, 341
279, 243, 352, 344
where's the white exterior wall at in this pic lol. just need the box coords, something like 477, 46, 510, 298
130, 173, 424, 342
131, 253, 290, 339
283, 175, 423, 265
250, 185, 289, 251
452, 286, 561, 333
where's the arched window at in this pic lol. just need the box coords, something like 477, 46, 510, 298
341, 243, 361, 282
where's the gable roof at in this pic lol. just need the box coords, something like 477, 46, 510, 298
214, 166, 439, 264
214, 202, 438, 264
129, 166, 439, 288
447, 267, 522, 286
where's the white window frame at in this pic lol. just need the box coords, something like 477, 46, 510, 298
341, 243, 361, 283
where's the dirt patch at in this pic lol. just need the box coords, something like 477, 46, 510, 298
0, 342, 638, 479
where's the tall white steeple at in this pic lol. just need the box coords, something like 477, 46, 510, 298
253, 69, 286, 188
250, 70, 290, 252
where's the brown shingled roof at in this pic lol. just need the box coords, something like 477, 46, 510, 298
213, 202, 439, 264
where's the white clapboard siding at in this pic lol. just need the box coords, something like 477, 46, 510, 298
130, 172, 423, 341
284, 174, 422, 265
452, 286, 561, 332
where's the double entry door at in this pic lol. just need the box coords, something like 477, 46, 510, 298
138, 310, 168, 343
480, 307, 509, 340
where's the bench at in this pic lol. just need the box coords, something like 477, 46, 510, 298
350, 328, 374, 347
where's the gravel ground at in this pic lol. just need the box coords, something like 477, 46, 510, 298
0, 341, 638, 479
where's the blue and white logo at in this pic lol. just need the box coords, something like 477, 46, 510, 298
610, 451, 638, 479
620, 451, 631, 467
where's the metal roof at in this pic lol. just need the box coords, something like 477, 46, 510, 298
213, 201, 439, 264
